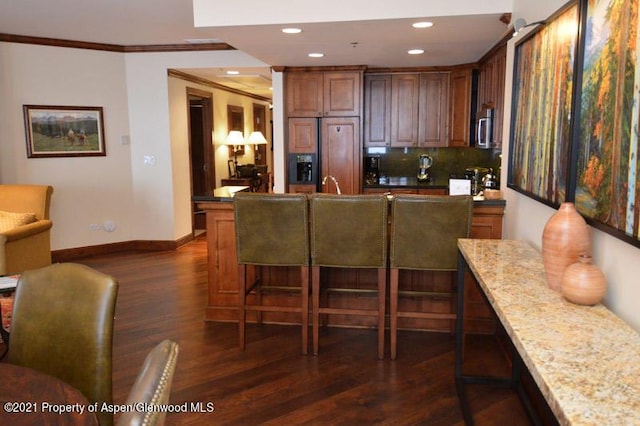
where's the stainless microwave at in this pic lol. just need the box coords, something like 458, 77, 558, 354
475, 107, 494, 149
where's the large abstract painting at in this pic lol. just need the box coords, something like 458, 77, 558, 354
508, 2, 579, 206
574, 0, 640, 243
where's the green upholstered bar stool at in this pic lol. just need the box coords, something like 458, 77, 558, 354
310, 194, 388, 359
233, 192, 310, 354
389, 194, 473, 360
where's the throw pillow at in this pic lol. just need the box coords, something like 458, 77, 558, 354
0, 210, 38, 233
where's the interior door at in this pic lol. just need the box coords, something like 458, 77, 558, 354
188, 89, 214, 232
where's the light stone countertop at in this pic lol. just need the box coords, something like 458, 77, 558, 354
458, 239, 640, 425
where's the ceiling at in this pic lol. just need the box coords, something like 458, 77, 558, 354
0, 0, 513, 99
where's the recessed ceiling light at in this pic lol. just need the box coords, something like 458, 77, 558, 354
408, 49, 425, 55
308, 52, 324, 58
226, 70, 240, 75
282, 28, 302, 34
412, 22, 434, 29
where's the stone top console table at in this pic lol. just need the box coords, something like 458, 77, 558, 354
455, 238, 640, 425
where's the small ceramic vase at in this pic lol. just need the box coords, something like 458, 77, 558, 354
542, 203, 591, 291
561, 254, 606, 305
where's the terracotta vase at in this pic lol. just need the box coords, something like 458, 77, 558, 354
541, 202, 591, 291
561, 254, 606, 305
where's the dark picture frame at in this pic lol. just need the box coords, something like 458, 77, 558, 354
23, 105, 106, 158
507, 1, 579, 207
573, 0, 640, 245
227, 104, 245, 157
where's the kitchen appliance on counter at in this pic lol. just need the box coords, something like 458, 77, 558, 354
482, 168, 498, 190
417, 154, 433, 182
465, 166, 489, 196
364, 155, 381, 185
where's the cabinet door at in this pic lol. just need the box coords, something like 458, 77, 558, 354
364, 74, 392, 147
286, 72, 324, 117
288, 118, 318, 153
324, 72, 361, 117
492, 46, 507, 149
391, 74, 420, 147
321, 117, 361, 195
448, 68, 472, 147
418, 73, 449, 147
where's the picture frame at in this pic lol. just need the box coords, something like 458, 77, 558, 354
572, 0, 640, 245
23, 105, 106, 158
227, 104, 245, 157
507, 1, 579, 207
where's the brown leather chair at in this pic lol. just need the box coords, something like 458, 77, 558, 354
117, 340, 179, 426
0, 184, 54, 275
8, 263, 119, 426
389, 194, 473, 359
233, 192, 310, 354
310, 194, 388, 359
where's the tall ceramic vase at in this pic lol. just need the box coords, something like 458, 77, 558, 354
542, 202, 591, 291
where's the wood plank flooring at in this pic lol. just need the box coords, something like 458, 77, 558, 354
64, 235, 533, 425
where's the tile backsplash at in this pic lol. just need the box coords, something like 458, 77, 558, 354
364, 147, 502, 183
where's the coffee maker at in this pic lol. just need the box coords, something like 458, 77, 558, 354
365, 155, 380, 184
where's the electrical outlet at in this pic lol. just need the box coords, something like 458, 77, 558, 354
89, 224, 101, 231
103, 221, 117, 232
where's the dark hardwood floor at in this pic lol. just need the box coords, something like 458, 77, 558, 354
67, 235, 530, 425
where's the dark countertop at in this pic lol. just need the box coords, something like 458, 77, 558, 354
193, 186, 250, 202
364, 176, 449, 189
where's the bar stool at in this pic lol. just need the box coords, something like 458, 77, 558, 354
233, 192, 310, 354
389, 194, 473, 360
310, 194, 388, 359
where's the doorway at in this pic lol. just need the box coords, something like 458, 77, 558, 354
187, 88, 214, 234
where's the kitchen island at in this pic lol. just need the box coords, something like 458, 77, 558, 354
196, 190, 505, 333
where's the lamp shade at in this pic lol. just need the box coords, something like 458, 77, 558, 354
225, 130, 245, 145
247, 131, 268, 145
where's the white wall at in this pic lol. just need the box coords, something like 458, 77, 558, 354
0, 42, 134, 250
0, 42, 271, 248
504, 0, 640, 330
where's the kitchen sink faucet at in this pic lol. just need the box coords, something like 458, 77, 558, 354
321, 175, 341, 194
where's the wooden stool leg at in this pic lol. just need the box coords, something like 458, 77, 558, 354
377, 267, 386, 360
301, 266, 309, 355
312, 266, 320, 356
390, 268, 399, 360
238, 264, 247, 351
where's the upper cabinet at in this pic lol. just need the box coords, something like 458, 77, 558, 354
418, 73, 449, 147
364, 72, 453, 148
448, 68, 473, 147
476, 44, 507, 149
286, 71, 362, 117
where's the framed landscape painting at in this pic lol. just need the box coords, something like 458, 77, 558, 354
574, 0, 640, 244
23, 105, 106, 158
508, 1, 579, 206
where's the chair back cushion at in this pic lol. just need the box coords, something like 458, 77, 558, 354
0, 210, 37, 232
234, 193, 309, 266
8, 263, 118, 426
117, 340, 179, 426
311, 194, 388, 268
390, 195, 473, 270
0, 185, 53, 220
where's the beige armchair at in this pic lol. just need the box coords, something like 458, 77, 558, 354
0, 184, 53, 275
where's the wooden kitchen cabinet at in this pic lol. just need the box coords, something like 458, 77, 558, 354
476, 44, 507, 149
321, 117, 361, 195
286, 71, 362, 117
464, 204, 503, 335
391, 74, 420, 147
364, 74, 392, 147
418, 73, 449, 147
449, 68, 473, 147
288, 117, 318, 153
